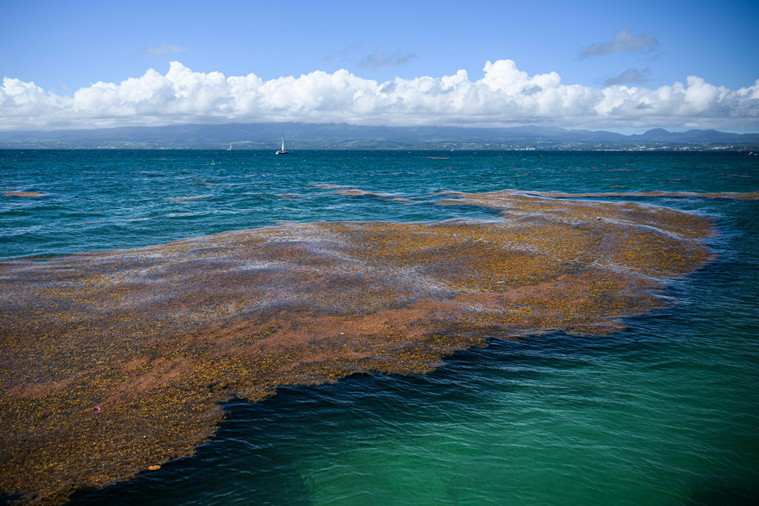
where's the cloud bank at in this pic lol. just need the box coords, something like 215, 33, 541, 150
1, 59, 758, 132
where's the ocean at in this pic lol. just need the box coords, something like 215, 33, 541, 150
1, 149, 758, 505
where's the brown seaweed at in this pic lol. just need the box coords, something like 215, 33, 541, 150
0, 190, 716, 504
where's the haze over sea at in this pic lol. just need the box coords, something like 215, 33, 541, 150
2, 149, 758, 505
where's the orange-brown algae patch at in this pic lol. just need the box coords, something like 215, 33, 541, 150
0, 191, 716, 504
167, 195, 210, 201
3, 191, 46, 197
534, 189, 759, 201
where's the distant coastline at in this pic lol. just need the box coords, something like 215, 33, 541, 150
1, 122, 758, 151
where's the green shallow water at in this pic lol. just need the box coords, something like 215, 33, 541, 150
2, 150, 758, 504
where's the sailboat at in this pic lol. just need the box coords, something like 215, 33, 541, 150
275, 134, 289, 155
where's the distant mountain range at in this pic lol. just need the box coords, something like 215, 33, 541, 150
1, 123, 758, 150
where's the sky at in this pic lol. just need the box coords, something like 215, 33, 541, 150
1, 0, 758, 133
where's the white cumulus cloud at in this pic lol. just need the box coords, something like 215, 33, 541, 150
1, 60, 758, 131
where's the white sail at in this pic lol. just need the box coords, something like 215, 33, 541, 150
276, 134, 289, 154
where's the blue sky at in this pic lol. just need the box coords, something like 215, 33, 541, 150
1, 0, 758, 132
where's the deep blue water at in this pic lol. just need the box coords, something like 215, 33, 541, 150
2, 150, 759, 505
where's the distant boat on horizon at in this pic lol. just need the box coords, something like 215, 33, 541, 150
275, 135, 289, 155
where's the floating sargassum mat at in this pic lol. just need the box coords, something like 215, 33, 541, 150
0, 190, 718, 504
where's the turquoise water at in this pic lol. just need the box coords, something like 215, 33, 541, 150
2, 150, 759, 504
